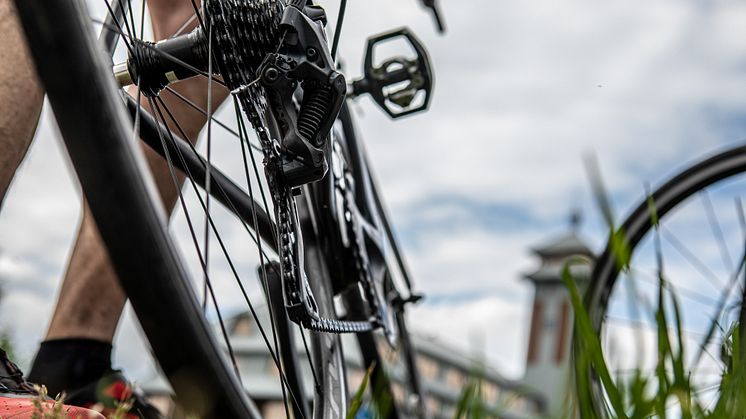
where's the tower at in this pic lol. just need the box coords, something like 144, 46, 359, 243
522, 215, 593, 416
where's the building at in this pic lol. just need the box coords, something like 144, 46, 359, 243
522, 220, 593, 416
142, 307, 544, 418
413, 334, 543, 418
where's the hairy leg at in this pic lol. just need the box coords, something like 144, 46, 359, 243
0, 0, 43, 208
44, 2, 228, 342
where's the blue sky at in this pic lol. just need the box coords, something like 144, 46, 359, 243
2, 0, 746, 385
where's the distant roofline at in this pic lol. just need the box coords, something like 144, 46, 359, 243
411, 333, 543, 402
529, 231, 594, 259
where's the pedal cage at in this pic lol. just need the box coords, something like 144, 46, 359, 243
351, 27, 434, 119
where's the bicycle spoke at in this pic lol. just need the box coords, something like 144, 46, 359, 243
621, 272, 652, 367
151, 99, 288, 386
125, 0, 138, 41
701, 190, 734, 272
113, 0, 135, 48
734, 198, 746, 368
628, 268, 720, 308
153, 97, 275, 254
170, 13, 198, 39
330, 0, 347, 60
604, 316, 709, 341
661, 225, 725, 291
299, 325, 320, 389
162, 86, 262, 151
132, 84, 143, 146
138, 0, 146, 42
100, 1, 135, 57
201, 23, 214, 311
151, 97, 308, 418
689, 236, 746, 373
231, 97, 295, 419
234, 107, 276, 235
189, 0, 207, 34
148, 96, 242, 381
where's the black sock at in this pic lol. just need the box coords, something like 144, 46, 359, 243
26, 338, 112, 397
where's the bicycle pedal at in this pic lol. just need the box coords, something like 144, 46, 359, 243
350, 27, 434, 119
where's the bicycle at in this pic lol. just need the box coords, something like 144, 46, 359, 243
11, 0, 445, 417
575, 146, 746, 416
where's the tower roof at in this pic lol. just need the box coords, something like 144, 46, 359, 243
530, 231, 593, 259
523, 231, 594, 284
524, 262, 591, 283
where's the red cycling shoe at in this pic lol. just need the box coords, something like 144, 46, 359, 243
0, 349, 104, 419
0, 394, 103, 418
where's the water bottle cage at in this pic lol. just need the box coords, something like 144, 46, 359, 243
259, 5, 346, 189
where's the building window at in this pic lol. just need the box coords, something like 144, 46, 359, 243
444, 367, 465, 389
266, 359, 279, 377
376, 338, 400, 365
482, 382, 498, 404
426, 396, 440, 413
262, 401, 287, 418
555, 300, 570, 364
391, 382, 405, 405
527, 301, 544, 363
416, 355, 438, 380
231, 317, 252, 337
348, 368, 365, 394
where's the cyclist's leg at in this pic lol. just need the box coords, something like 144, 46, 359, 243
27, 0, 229, 399
0, 4, 105, 417
0, 0, 43, 208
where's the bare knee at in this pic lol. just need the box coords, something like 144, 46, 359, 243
0, 0, 43, 204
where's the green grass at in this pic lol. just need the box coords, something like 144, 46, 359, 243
564, 252, 746, 418
346, 362, 395, 419
564, 159, 746, 418
347, 363, 376, 419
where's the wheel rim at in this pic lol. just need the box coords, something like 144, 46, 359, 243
583, 144, 746, 416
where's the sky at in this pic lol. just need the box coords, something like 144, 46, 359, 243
2, 0, 746, 389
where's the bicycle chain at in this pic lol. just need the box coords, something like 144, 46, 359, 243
336, 145, 396, 336
205, 0, 374, 334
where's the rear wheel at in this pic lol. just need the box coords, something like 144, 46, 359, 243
15, 0, 350, 417
583, 144, 746, 417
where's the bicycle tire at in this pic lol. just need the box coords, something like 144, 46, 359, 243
319, 105, 427, 419
14, 0, 351, 417
581, 143, 746, 416
344, 280, 426, 419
